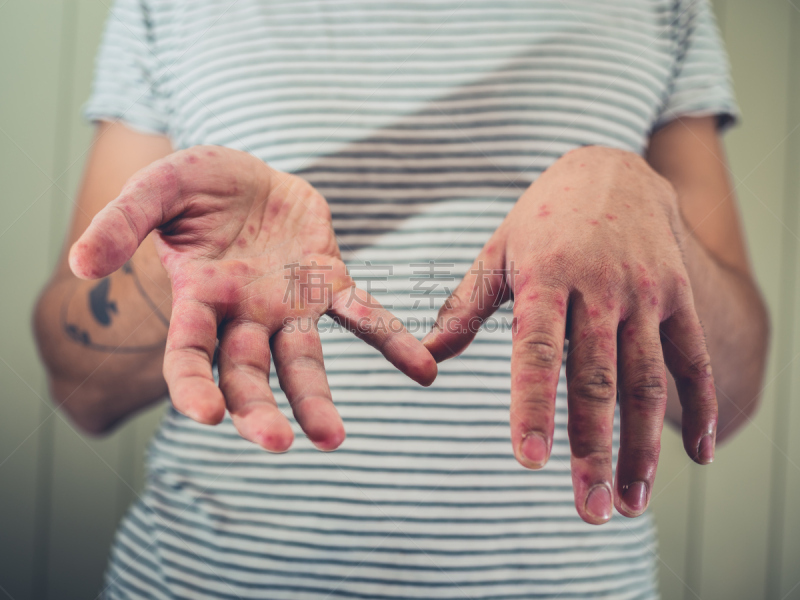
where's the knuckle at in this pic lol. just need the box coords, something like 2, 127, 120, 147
280, 355, 323, 380
581, 258, 624, 289
684, 351, 713, 383
625, 356, 668, 405
571, 364, 617, 404
536, 252, 573, 286
569, 440, 612, 471
517, 333, 563, 370
440, 290, 468, 316
516, 395, 555, 423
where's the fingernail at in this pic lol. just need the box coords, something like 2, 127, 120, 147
585, 484, 612, 522
622, 481, 648, 515
519, 432, 549, 468
698, 434, 715, 464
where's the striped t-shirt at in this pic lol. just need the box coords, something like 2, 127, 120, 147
84, 1, 738, 598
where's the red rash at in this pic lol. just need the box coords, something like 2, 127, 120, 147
185, 155, 198, 164
605, 213, 617, 221
588, 219, 599, 226
236, 238, 247, 248
247, 225, 256, 235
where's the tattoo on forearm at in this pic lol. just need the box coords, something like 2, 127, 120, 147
88, 278, 117, 326
60, 261, 169, 354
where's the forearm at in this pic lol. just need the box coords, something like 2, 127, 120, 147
665, 223, 769, 441
33, 239, 172, 433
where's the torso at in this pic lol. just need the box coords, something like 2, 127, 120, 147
105, 1, 688, 597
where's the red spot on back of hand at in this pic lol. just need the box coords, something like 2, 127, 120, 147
206, 150, 217, 157
538, 204, 551, 218
185, 154, 198, 164
588, 219, 599, 226
605, 213, 617, 221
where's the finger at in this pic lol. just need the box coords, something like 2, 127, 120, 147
566, 294, 618, 525
271, 320, 345, 451
422, 242, 509, 362
510, 284, 568, 470
218, 319, 294, 452
163, 296, 226, 426
615, 312, 668, 517
661, 304, 718, 464
329, 287, 437, 387
69, 160, 184, 279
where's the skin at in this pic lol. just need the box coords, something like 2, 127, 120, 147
35, 122, 437, 450
34, 117, 768, 524
424, 118, 769, 523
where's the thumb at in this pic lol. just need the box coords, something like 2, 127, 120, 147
423, 242, 509, 362
69, 161, 181, 279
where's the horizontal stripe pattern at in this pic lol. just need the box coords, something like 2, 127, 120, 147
84, 0, 737, 597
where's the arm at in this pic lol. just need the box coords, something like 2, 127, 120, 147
48, 136, 437, 451
33, 121, 174, 434
646, 116, 770, 443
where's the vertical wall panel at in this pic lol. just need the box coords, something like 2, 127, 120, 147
698, 1, 792, 599
38, 2, 164, 599
0, 1, 67, 599
775, 5, 800, 598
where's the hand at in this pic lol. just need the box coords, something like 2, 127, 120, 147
423, 146, 717, 524
70, 146, 437, 451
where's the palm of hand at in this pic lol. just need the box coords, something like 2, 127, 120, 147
70, 147, 436, 452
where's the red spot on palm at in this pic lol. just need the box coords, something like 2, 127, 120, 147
236, 238, 247, 248
185, 155, 198, 164
247, 224, 256, 235
588, 219, 599, 226
605, 213, 617, 221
